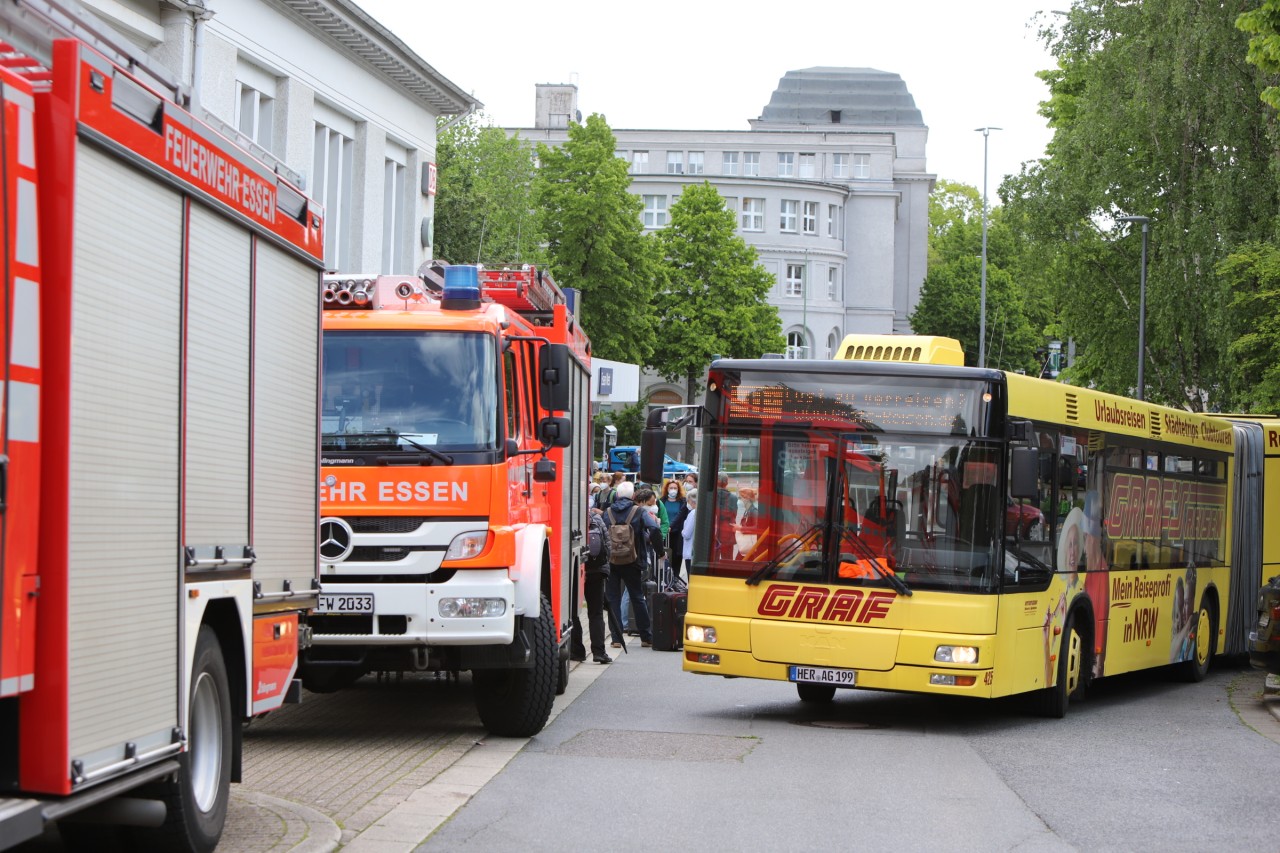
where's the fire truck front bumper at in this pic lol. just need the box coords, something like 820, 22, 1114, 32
310, 569, 515, 646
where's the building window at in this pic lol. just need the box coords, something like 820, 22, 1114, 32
785, 263, 804, 297
549, 112, 570, 128
633, 151, 648, 174
722, 151, 739, 175
313, 121, 354, 271
854, 153, 871, 178
799, 153, 816, 178
832, 153, 849, 178
743, 152, 761, 177
643, 195, 668, 228
827, 266, 838, 300
687, 151, 705, 175
828, 204, 840, 237
802, 201, 818, 234
382, 157, 406, 274
786, 330, 808, 359
667, 151, 684, 174
777, 152, 795, 177
236, 82, 274, 154
780, 199, 798, 232
742, 198, 764, 231
722, 196, 738, 215
827, 330, 840, 359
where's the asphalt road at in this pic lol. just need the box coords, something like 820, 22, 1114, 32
416, 648, 1278, 853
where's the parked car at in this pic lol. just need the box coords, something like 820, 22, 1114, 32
603, 445, 696, 478
1005, 497, 1044, 540
1250, 575, 1280, 675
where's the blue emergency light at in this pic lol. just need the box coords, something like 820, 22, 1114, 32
442, 264, 482, 310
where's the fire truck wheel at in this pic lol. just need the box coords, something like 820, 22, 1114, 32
142, 625, 233, 852
1176, 598, 1216, 683
796, 682, 837, 703
473, 593, 557, 737
1034, 609, 1087, 719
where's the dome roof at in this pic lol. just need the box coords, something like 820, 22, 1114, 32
758, 67, 923, 127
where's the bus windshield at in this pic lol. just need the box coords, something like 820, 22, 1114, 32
321, 330, 499, 452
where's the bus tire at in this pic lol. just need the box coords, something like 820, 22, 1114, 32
473, 593, 557, 737
139, 625, 232, 852
1036, 610, 1087, 719
797, 682, 837, 703
1177, 598, 1216, 683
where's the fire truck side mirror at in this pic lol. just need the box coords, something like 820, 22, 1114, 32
539, 344, 572, 412
539, 416, 573, 449
640, 427, 667, 484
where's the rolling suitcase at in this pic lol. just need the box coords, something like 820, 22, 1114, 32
650, 589, 687, 651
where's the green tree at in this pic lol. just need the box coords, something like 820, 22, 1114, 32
1003, 0, 1279, 409
1238, 0, 1280, 109
535, 114, 659, 365
434, 114, 543, 266
910, 180, 1041, 373
1219, 243, 1280, 410
651, 182, 784, 458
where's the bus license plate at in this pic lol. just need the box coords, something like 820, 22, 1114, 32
317, 593, 374, 614
789, 665, 856, 686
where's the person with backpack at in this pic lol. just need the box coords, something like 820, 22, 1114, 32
570, 505, 612, 664
604, 480, 659, 649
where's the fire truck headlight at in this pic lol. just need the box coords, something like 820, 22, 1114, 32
444, 531, 489, 561
934, 645, 978, 665
439, 597, 506, 618
686, 624, 717, 644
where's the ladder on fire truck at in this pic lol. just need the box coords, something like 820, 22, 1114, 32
419, 260, 566, 317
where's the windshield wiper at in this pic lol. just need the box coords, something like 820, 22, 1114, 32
836, 523, 912, 596
745, 524, 822, 586
324, 430, 454, 465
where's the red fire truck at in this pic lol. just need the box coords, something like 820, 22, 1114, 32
308, 263, 592, 736
0, 2, 324, 848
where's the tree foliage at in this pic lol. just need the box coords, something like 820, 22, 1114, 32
1219, 243, 1280, 411
434, 114, 543, 267
534, 114, 660, 365
1238, 0, 1280, 110
1002, 0, 1280, 410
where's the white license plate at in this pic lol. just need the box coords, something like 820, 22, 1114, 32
789, 665, 856, 686
317, 593, 375, 614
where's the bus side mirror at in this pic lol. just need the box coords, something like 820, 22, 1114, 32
539, 416, 573, 449
1010, 447, 1038, 499
539, 344, 571, 412
640, 427, 667, 484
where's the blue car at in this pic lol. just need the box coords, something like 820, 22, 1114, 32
604, 446, 696, 478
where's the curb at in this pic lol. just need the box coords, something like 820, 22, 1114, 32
225, 790, 342, 853
1266, 674, 1280, 724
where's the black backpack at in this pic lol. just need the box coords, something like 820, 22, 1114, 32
605, 506, 641, 565
586, 512, 609, 566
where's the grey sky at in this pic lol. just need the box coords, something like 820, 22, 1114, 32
355, 0, 1060, 195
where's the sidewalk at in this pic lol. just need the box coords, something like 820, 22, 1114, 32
1266, 672, 1280, 722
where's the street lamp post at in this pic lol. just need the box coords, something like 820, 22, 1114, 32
975, 126, 1001, 368
1116, 215, 1150, 401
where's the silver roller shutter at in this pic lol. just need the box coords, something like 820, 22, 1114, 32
184, 204, 251, 555
67, 144, 181, 767
251, 241, 319, 595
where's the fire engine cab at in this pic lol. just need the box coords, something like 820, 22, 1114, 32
0, 1, 324, 849
308, 263, 592, 737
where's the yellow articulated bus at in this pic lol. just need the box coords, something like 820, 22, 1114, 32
639, 335, 1265, 716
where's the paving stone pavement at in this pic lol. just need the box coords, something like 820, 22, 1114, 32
218, 643, 620, 853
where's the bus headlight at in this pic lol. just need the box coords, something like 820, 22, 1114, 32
934, 645, 978, 664
439, 597, 506, 618
686, 624, 717, 644
444, 531, 489, 561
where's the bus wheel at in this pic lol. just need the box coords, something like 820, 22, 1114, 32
139, 625, 232, 852
473, 594, 557, 737
1036, 611, 1086, 719
797, 682, 837, 703
1177, 599, 1216, 683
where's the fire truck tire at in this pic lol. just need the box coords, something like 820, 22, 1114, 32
142, 625, 233, 852
301, 663, 366, 694
796, 682, 837, 703
1034, 609, 1086, 719
473, 593, 557, 737
556, 656, 570, 695
1176, 598, 1216, 683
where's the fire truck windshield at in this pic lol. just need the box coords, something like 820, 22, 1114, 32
322, 331, 498, 452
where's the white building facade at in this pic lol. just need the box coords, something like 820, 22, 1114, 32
80, 0, 476, 275
516, 68, 934, 411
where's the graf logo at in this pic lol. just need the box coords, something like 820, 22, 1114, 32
319, 517, 354, 562
756, 584, 895, 623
